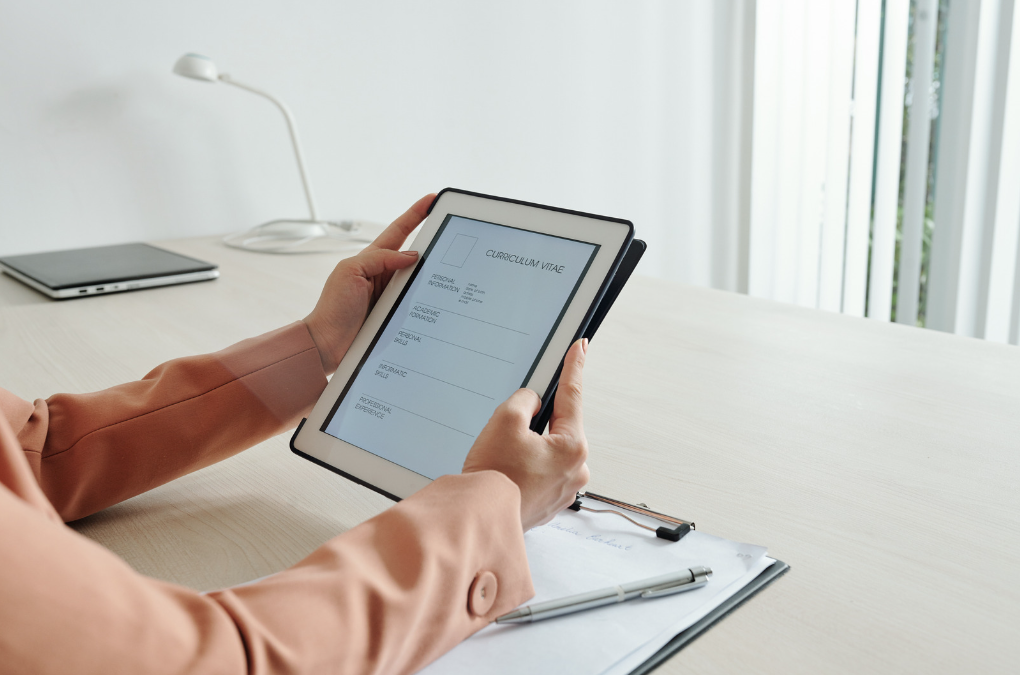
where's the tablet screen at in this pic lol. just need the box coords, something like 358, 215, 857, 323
321, 214, 599, 479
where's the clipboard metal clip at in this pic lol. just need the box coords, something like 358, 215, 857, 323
567, 491, 694, 542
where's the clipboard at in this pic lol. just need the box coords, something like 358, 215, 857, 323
562, 491, 789, 674
629, 559, 790, 674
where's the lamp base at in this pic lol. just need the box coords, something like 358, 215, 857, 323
222, 219, 378, 253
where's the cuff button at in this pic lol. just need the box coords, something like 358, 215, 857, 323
468, 571, 498, 616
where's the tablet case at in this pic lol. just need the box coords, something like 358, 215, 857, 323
529, 238, 646, 433
630, 559, 790, 674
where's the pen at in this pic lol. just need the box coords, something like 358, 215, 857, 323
495, 566, 712, 624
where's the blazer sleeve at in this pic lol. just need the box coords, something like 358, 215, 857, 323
0, 469, 535, 675
14, 322, 327, 522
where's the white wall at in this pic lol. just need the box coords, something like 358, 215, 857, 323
0, 0, 753, 288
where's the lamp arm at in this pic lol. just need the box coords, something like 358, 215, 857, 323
218, 74, 318, 221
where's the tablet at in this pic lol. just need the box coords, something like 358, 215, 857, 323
292, 188, 634, 500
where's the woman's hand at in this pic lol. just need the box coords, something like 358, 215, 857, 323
462, 338, 591, 531
303, 194, 436, 375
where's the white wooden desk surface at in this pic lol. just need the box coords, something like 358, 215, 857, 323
1, 236, 1018, 674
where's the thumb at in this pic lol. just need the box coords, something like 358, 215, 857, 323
498, 388, 543, 427
351, 248, 419, 279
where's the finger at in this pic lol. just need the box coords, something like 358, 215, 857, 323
351, 248, 419, 280
498, 388, 542, 426
549, 339, 587, 437
369, 193, 436, 252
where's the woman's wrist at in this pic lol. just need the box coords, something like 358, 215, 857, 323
302, 316, 341, 376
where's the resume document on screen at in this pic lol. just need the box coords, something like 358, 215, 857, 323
322, 215, 598, 478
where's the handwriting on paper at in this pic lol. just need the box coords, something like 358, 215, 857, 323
545, 520, 634, 551
585, 534, 633, 551
547, 520, 582, 536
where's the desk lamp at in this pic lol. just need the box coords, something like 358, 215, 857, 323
173, 53, 370, 252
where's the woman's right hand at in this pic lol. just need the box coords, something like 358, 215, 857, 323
462, 338, 590, 531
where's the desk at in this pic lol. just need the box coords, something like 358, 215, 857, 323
1, 236, 1017, 673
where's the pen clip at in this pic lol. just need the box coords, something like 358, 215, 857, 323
639, 567, 712, 599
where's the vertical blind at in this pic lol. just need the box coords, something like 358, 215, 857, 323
749, 0, 1020, 345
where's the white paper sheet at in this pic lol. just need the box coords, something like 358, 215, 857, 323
420, 504, 769, 675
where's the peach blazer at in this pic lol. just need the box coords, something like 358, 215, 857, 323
0, 322, 534, 675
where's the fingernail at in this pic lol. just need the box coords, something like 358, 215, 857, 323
581, 338, 588, 354
402, 250, 419, 257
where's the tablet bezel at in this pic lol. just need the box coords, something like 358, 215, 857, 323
292, 188, 634, 500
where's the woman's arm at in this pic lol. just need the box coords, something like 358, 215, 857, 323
0, 467, 533, 675
16, 322, 327, 522
1, 340, 591, 675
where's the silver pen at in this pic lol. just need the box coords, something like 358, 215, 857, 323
495, 566, 712, 624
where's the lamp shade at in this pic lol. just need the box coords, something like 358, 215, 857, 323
173, 54, 218, 82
